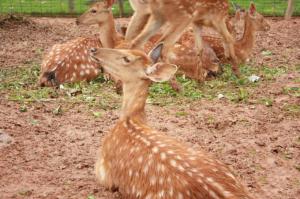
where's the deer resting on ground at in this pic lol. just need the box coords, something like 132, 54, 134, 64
89, 43, 254, 199
38, 0, 119, 87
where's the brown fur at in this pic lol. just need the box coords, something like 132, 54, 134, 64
39, 0, 222, 90
91, 47, 254, 199
128, 0, 240, 74
202, 4, 270, 65
39, 37, 102, 87
38, 1, 122, 87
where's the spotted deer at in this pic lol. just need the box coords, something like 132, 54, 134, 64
90, 43, 253, 199
39, 0, 221, 91
202, 3, 270, 65
38, 0, 119, 87
127, 0, 240, 74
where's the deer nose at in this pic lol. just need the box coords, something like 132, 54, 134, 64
90, 48, 98, 54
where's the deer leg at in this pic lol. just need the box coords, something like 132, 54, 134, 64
192, 24, 206, 82
192, 24, 204, 56
131, 14, 164, 49
156, 18, 191, 59
125, 12, 150, 41
155, 19, 191, 92
95, 156, 116, 190
212, 19, 239, 76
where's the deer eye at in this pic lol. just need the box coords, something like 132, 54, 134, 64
122, 56, 130, 63
90, 9, 97, 13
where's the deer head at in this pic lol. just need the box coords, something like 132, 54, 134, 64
246, 3, 270, 31
90, 44, 178, 84
76, 0, 115, 25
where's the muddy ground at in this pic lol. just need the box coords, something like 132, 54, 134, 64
0, 16, 300, 199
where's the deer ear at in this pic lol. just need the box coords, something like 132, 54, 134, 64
148, 43, 163, 64
105, 0, 115, 8
145, 62, 178, 83
249, 2, 256, 16
234, 10, 241, 20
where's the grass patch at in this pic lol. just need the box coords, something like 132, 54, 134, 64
0, 0, 134, 17
282, 87, 300, 97
0, 64, 121, 110
0, 0, 299, 16
0, 63, 292, 112
282, 104, 300, 116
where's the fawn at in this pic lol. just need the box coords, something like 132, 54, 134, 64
202, 3, 270, 65
90, 44, 253, 199
38, 0, 119, 87
127, 0, 240, 74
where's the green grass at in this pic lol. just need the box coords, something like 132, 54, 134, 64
0, 0, 299, 16
0, 62, 292, 113
0, 0, 133, 17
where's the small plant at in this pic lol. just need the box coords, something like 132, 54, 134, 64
87, 194, 96, 199
92, 111, 102, 118
175, 111, 188, 117
283, 104, 300, 116
19, 104, 28, 112
260, 98, 273, 107
282, 87, 300, 97
52, 105, 63, 115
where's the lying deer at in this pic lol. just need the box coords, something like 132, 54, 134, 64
127, 0, 240, 74
202, 3, 270, 66
40, 0, 220, 89
90, 43, 253, 199
38, 0, 119, 87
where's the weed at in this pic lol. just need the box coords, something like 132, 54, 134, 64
282, 87, 300, 97
282, 104, 300, 116
0, 63, 292, 112
87, 195, 96, 199
19, 104, 28, 112
92, 111, 103, 118
259, 98, 274, 107
175, 111, 188, 117
53, 105, 63, 116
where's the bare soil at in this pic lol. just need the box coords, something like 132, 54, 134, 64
0, 16, 300, 199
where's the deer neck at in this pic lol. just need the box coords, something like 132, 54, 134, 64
120, 80, 150, 122
237, 14, 256, 55
98, 13, 117, 48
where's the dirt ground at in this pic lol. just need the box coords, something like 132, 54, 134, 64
0, 16, 300, 199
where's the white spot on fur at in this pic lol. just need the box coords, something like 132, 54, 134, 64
160, 152, 166, 160
150, 176, 156, 185
170, 159, 177, 167
152, 146, 159, 153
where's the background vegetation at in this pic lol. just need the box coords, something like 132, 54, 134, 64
0, 0, 299, 17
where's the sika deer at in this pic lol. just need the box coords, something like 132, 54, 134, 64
128, 0, 240, 74
90, 44, 253, 199
39, 0, 220, 91
38, 0, 118, 87
202, 3, 270, 65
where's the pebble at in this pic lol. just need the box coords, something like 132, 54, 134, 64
0, 130, 14, 148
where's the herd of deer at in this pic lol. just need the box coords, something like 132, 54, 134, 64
38, 0, 271, 198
